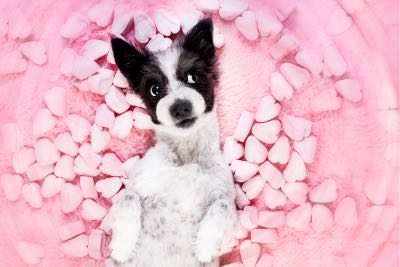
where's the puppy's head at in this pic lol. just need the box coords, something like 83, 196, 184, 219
112, 18, 218, 136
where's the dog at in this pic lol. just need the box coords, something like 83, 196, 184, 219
107, 18, 237, 267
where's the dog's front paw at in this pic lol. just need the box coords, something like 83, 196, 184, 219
195, 235, 220, 263
109, 236, 136, 263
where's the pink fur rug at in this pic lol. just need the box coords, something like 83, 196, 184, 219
0, 0, 398, 266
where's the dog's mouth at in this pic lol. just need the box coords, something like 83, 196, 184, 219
176, 117, 197, 128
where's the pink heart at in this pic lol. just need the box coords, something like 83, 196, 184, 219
134, 13, 156, 43
311, 204, 334, 233
312, 89, 342, 113
259, 161, 285, 189
195, 0, 219, 13
240, 206, 259, 230
126, 93, 146, 108
59, 234, 88, 257
239, 240, 260, 267
133, 107, 153, 130
22, 183, 43, 209
258, 210, 285, 228
286, 202, 312, 231
334, 197, 358, 227
111, 5, 133, 35
295, 50, 323, 75
8, 9, 31, 39
34, 138, 60, 165
60, 183, 83, 213
323, 45, 347, 77
281, 114, 312, 141
16, 241, 44, 265
110, 111, 134, 139
54, 155, 76, 181
19, 41, 47, 65
252, 119, 281, 144
105, 86, 130, 114
270, 72, 293, 101
283, 151, 307, 183
54, 132, 79, 156
60, 48, 78, 76
326, 9, 352, 36
32, 108, 57, 137
122, 156, 141, 178
1, 173, 23, 202
99, 153, 124, 177
363, 178, 391, 205
213, 26, 225, 48
219, 0, 248, 20
231, 160, 259, 183
235, 221, 249, 239
0, 50, 27, 74
242, 175, 266, 200
88, 68, 114, 95
107, 49, 115, 65
257, 10, 282, 37
153, 9, 180, 36
65, 114, 91, 143
45, 86, 67, 117
280, 63, 310, 90
223, 136, 245, 164
80, 176, 98, 199
251, 229, 278, 244
81, 199, 107, 221
88, 229, 106, 260
180, 10, 204, 34
235, 184, 250, 209
74, 156, 100, 176
235, 11, 259, 41
41, 174, 65, 198
79, 143, 102, 168
146, 34, 173, 53
255, 96, 281, 123
268, 136, 290, 164
310, 179, 338, 203
95, 177, 123, 199
113, 70, 129, 89
82, 39, 110, 61
72, 56, 100, 80
245, 135, 268, 164
88, 0, 114, 27
95, 104, 115, 129
233, 110, 255, 142
58, 221, 85, 241
26, 163, 53, 182
91, 125, 110, 153
293, 135, 317, 164
269, 35, 297, 60
282, 182, 308, 205
262, 183, 287, 209
335, 79, 362, 103
12, 148, 35, 174
60, 14, 87, 39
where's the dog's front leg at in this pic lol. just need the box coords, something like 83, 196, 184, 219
109, 192, 142, 264
195, 198, 237, 263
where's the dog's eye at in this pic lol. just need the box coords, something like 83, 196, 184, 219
187, 73, 198, 84
149, 83, 161, 97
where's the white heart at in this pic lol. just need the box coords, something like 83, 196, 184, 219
32, 108, 57, 137
334, 79, 362, 103
110, 111, 134, 139
252, 119, 281, 144
45, 86, 67, 117
88, 0, 114, 27
91, 124, 110, 153
95, 177, 123, 198
146, 34, 172, 53
152, 9, 180, 36
235, 11, 259, 41
180, 10, 204, 34
41, 174, 65, 198
283, 151, 307, 183
88, 68, 114, 95
219, 0, 248, 20
60, 14, 87, 39
134, 13, 156, 43
257, 10, 282, 37
0, 50, 27, 74
310, 178, 338, 203
268, 136, 290, 164
255, 95, 281, 122
82, 39, 110, 61
81, 199, 107, 221
281, 114, 312, 141
19, 41, 47, 65
270, 72, 293, 101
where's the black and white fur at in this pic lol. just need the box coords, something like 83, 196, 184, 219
108, 18, 237, 267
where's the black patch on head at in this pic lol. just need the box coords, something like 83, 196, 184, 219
177, 17, 218, 112
111, 38, 167, 124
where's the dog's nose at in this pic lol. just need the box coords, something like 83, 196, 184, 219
169, 100, 193, 121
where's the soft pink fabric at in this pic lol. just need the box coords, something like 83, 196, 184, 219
0, 0, 398, 266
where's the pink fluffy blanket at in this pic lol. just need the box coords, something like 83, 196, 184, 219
0, 0, 398, 266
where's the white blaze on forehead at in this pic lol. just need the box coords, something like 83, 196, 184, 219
155, 46, 181, 89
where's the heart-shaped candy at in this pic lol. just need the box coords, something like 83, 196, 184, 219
363, 177, 391, 205
88, 229, 105, 260
323, 45, 347, 77
110, 111, 134, 139
195, 0, 219, 13
146, 34, 172, 53
111, 5, 133, 35
251, 229, 278, 244
72, 56, 100, 80
54, 132, 79, 156
334, 197, 358, 227
88, 0, 114, 27
113, 70, 129, 89
19, 41, 47, 65
134, 13, 156, 43
26, 163, 53, 182
88, 68, 114, 95
231, 160, 259, 183
65, 114, 91, 143
81, 199, 107, 221
269, 35, 296, 60
74, 156, 100, 177
282, 182, 308, 205
60, 183, 83, 213
252, 119, 281, 144
295, 50, 323, 75
95, 177, 123, 199
122, 156, 140, 178
312, 89, 342, 113
239, 240, 260, 267
126, 93, 146, 108
12, 148, 35, 174
311, 204, 334, 233
233, 110, 254, 142
80, 176, 98, 199
270, 72, 293, 101
59, 221, 85, 241
268, 136, 290, 164
60, 48, 78, 76
60, 234, 88, 257
45, 87, 67, 117
153, 9, 180, 36
32, 108, 56, 137
242, 175, 266, 200
35, 138, 60, 166
258, 210, 285, 228
22, 183, 43, 208
245, 135, 268, 164
283, 151, 307, 183
286, 202, 312, 231
8, 9, 31, 39
79, 143, 102, 168
259, 161, 285, 189
60, 14, 87, 39
310, 179, 338, 203
235, 184, 250, 209
180, 10, 204, 34
99, 153, 124, 177
257, 10, 282, 37
240, 206, 259, 230
16, 241, 44, 265
105, 86, 130, 114
325, 9, 352, 36
219, 0, 248, 20
133, 108, 153, 130
41, 174, 65, 198
0, 51, 27, 74
1, 173, 23, 202
54, 155, 76, 181
223, 136, 244, 164
91, 124, 110, 153
280, 63, 310, 90
293, 135, 317, 164
282, 114, 312, 141
82, 39, 110, 61
235, 11, 259, 41
262, 183, 287, 209
95, 104, 115, 129
335, 79, 362, 103
255, 96, 281, 122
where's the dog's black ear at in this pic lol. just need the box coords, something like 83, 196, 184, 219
182, 18, 215, 64
111, 37, 149, 84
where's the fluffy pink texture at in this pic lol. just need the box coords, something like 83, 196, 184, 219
0, 0, 398, 267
